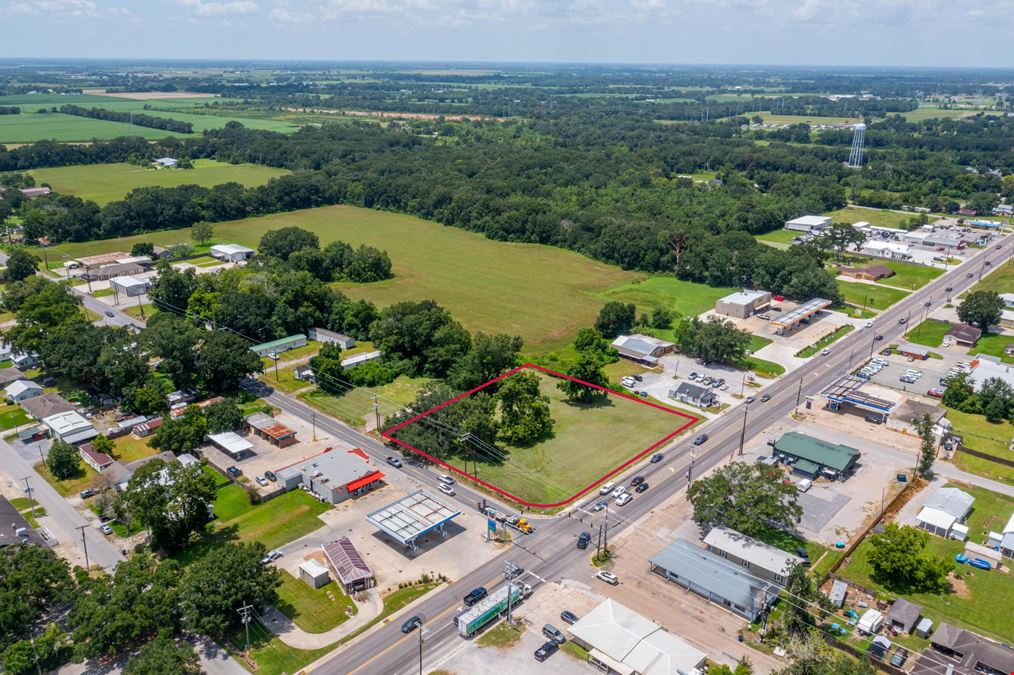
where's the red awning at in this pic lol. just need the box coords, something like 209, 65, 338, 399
346, 471, 384, 492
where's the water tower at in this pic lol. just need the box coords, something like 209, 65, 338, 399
847, 123, 866, 168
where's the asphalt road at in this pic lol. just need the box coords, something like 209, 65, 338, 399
276, 233, 1014, 675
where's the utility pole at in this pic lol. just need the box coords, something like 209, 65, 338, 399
238, 604, 254, 652
372, 394, 380, 431
414, 619, 427, 675
736, 406, 748, 457
20, 477, 36, 520
847, 349, 855, 371
311, 410, 317, 442
75, 524, 90, 571
504, 561, 517, 623
602, 506, 609, 554
136, 293, 145, 319
686, 448, 696, 494
794, 375, 804, 414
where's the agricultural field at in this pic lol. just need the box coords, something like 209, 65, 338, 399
755, 112, 863, 125
901, 104, 983, 122
393, 368, 696, 507
0, 113, 178, 143
29, 160, 289, 205
837, 280, 910, 311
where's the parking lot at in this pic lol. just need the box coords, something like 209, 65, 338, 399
862, 349, 965, 398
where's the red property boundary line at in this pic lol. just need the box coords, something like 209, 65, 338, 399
380, 363, 699, 509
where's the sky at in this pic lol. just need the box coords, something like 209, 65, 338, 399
2, 0, 1013, 67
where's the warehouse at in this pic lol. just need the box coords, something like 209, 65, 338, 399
714, 289, 772, 319
770, 431, 861, 480
42, 410, 98, 445
610, 334, 675, 366
210, 243, 256, 262
784, 215, 831, 233
207, 431, 254, 459
110, 275, 150, 298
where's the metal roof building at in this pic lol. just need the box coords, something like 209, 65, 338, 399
917, 487, 974, 539
769, 298, 832, 332
821, 374, 897, 414
245, 412, 298, 447
207, 432, 254, 458
609, 334, 675, 367
771, 431, 861, 480
703, 526, 802, 584
322, 537, 375, 593
42, 411, 98, 445
365, 490, 460, 550
251, 334, 307, 358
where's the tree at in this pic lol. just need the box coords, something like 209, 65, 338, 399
147, 260, 197, 315
150, 407, 208, 455
573, 327, 609, 355
941, 370, 973, 409
651, 307, 674, 330
673, 316, 751, 364
778, 632, 875, 675
818, 222, 866, 259
711, 660, 753, 675
308, 342, 347, 394
557, 352, 609, 403
179, 541, 279, 639
595, 301, 636, 338
957, 291, 1004, 331
197, 330, 263, 393
0, 623, 67, 675
688, 462, 802, 536
4, 249, 38, 281
781, 563, 826, 635
47, 439, 82, 480
258, 226, 319, 260
447, 332, 523, 390
978, 376, 1014, 423
866, 523, 950, 592
124, 633, 201, 675
913, 413, 938, 478
130, 242, 155, 257
346, 245, 393, 282
190, 220, 213, 245
497, 371, 554, 444
124, 458, 216, 552
370, 300, 470, 377
0, 545, 74, 652
204, 399, 244, 433
142, 313, 201, 387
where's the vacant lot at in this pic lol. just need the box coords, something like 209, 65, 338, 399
30, 160, 289, 205
598, 275, 735, 319
840, 255, 944, 291
824, 206, 930, 229
948, 409, 1014, 485
838, 483, 1014, 643
275, 571, 357, 633
393, 367, 696, 507
300, 375, 432, 427
837, 280, 910, 311
39, 205, 650, 353
904, 319, 951, 348
969, 262, 1013, 296
755, 228, 799, 248
972, 332, 1014, 365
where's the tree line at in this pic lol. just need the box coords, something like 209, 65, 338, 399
58, 104, 193, 134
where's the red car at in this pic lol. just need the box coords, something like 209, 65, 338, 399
927, 388, 944, 398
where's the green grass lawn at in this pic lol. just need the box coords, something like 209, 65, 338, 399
824, 206, 933, 229
749, 335, 773, 352
598, 276, 735, 320
34, 462, 99, 498
968, 262, 1013, 296
838, 482, 1014, 643
111, 434, 157, 463
0, 404, 31, 431
755, 229, 801, 249
0, 112, 182, 143
904, 319, 951, 348
432, 370, 696, 507
839, 255, 944, 291
34, 205, 647, 354
971, 332, 1014, 365
740, 355, 786, 378
90, 288, 115, 298
275, 571, 357, 634
947, 409, 1014, 485
757, 112, 862, 125
300, 375, 433, 428
122, 303, 152, 319
837, 281, 910, 311
476, 621, 525, 648
29, 160, 289, 205
796, 324, 855, 358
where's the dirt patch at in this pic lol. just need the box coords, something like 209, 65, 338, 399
950, 573, 973, 599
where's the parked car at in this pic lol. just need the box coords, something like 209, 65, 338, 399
796, 547, 811, 566
542, 624, 566, 645
99, 524, 113, 535
577, 532, 591, 549
255, 475, 268, 486
401, 616, 421, 633
560, 610, 579, 625
226, 466, 240, 477
79, 489, 97, 499
260, 549, 282, 564
463, 587, 488, 607
615, 493, 633, 506
632, 375, 643, 382
688, 372, 699, 380
534, 641, 559, 662
927, 388, 944, 398
264, 470, 277, 482
630, 475, 645, 486
385, 456, 403, 468
635, 482, 649, 494
693, 433, 708, 445
599, 481, 615, 495
797, 478, 812, 493
596, 570, 619, 585
650, 453, 664, 463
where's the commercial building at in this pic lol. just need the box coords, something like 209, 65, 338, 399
308, 328, 356, 349
861, 240, 911, 260
946, 323, 982, 346
784, 215, 831, 233
770, 431, 861, 480
768, 298, 833, 333
278, 448, 384, 504
703, 526, 802, 585
322, 537, 375, 594
566, 599, 706, 675
897, 344, 929, 360
82, 261, 145, 281
915, 623, 1014, 675
298, 560, 331, 589
917, 487, 974, 540
610, 334, 675, 367
79, 442, 115, 473
21, 392, 75, 420
649, 539, 780, 621
207, 432, 254, 458
110, 275, 150, 298
669, 382, 716, 409
365, 489, 460, 550
42, 411, 98, 445
0, 496, 46, 547
251, 334, 307, 358
5, 379, 43, 403
969, 355, 1014, 392
714, 289, 772, 319
245, 412, 298, 447
210, 243, 256, 262
821, 374, 896, 417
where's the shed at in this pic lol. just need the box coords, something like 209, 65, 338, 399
886, 599, 921, 633
963, 541, 1002, 568
207, 432, 253, 458
322, 538, 374, 593
299, 559, 331, 589
827, 579, 848, 608
914, 617, 933, 639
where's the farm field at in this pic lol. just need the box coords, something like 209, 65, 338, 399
836, 280, 909, 311
823, 205, 930, 229
756, 112, 862, 125
37, 205, 650, 353
391, 368, 696, 507
0, 113, 179, 142
838, 483, 1014, 643
29, 160, 289, 205
901, 104, 983, 122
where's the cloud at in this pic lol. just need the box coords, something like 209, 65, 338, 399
7, 0, 105, 16
177, 0, 259, 16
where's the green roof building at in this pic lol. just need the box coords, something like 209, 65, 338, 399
771, 431, 860, 480
251, 334, 307, 357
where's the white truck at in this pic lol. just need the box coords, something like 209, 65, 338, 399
455, 581, 532, 638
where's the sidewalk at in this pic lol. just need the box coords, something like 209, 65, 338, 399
261, 587, 384, 649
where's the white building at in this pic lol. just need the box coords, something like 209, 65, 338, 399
110, 275, 150, 298
714, 290, 772, 319
916, 487, 974, 540
784, 215, 832, 233
861, 240, 911, 260
298, 560, 331, 589
999, 293, 1014, 309
4, 380, 43, 404
703, 526, 802, 584
206, 432, 254, 458
970, 355, 1014, 392
308, 327, 356, 349
210, 244, 256, 263
153, 157, 178, 168
42, 411, 98, 445
341, 350, 383, 369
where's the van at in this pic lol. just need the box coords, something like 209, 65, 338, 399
797, 479, 813, 493
542, 624, 566, 645
437, 474, 454, 486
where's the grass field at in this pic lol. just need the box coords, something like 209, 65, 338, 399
823, 206, 931, 229
0, 113, 180, 142
598, 276, 735, 319
300, 375, 432, 428
969, 262, 1014, 296
795, 324, 854, 358
36, 204, 650, 353
405, 368, 696, 507
948, 410, 1014, 485
971, 332, 1014, 365
837, 281, 910, 311
839, 255, 944, 291
901, 104, 982, 122
0, 404, 30, 431
757, 112, 862, 125
29, 160, 289, 205
755, 229, 800, 248
34, 461, 99, 498
275, 571, 357, 634
838, 483, 1014, 643
904, 319, 951, 348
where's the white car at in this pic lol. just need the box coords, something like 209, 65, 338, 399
437, 474, 454, 486
599, 481, 615, 495
615, 493, 633, 506
596, 571, 619, 585
821, 348, 830, 356
864, 321, 874, 328
260, 549, 282, 564
797, 479, 813, 493
439, 483, 456, 497
611, 486, 627, 499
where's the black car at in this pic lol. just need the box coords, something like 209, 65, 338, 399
897, 317, 907, 324
576, 532, 591, 550
401, 616, 421, 633
264, 470, 277, 482
463, 587, 488, 607
945, 286, 953, 292
630, 475, 645, 486
966, 272, 974, 278
693, 433, 708, 445
560, 610, 579, 625
796, 547, 811, 566
105, 311, 115, 318
534, 641, 559, 662
385, 456, 403, 468
650, 452, 664, 463
635, 482, 649, 493
874, 334, 884, 341
227, 466, 240, 477
632, 374, 643, 382
760, 393, 771, 402
923, 300, 932, 307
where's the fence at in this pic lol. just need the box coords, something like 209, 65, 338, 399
957, 445, 1014, 468
822, 633, 908, 675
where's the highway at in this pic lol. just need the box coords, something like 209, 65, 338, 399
276, 233, 1013, 675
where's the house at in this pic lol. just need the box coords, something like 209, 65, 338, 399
885, 598, 922, 634
1001, 309, 1014, 330
992, 204, 1013, 216
42, 410, 98, 445
916, 487, 974, 539
21, 392, 75, 420
770, 431, 861, 480
1000, 292, 1014, 309
649, 539, 780, 621
969, 355, 1014, 392
153, 157, 178, 168
669, 382, 716, 409
207, 432, 254, 458
11, 352, 39, 369
169, 395, 224, 419
5, 379, 43, 403
210, 243, 255, 262
0, 496, 46, 547
78, 442, 115, 473
132, 417, 163, 438
109, 275, 150, 298
991, 512, 1014, 560
784, 215, 831, 233
251, 334, 307, 358
82, 262, 145, 281
19, 187, 51, 198
277, 448, 384, 504
946, 323, 982, 347
245, 412, 297, 447
714, 289, 772, 319
341, 350, 382, 369
897, 344, 929, 360
703, 526, 802, 584
298, 560, 331, 589
861, 240, 911, 260
566, 599, 707, 675
0, 367, 25, 388
308, 328, 356, 349
151, 246, 172, 259
322, 538, 375, 593
610, 334, 675, 367
836, 264, 895, 281
915, 623, 1014, 675
293, 365, 315, 382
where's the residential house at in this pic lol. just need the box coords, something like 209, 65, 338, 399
0, 367, 25, 388
5, 379, 43, 403
610, 334, 675, 367
991, 512, 1014, 559
21, 392, 75, 420
885, 598, 922, 634
293, 365, 315, 382
251, 334, 307, 358
669, 382, 716, 409
946, 323, 982, 347
10, 352, 39, 369
341, 350, 382, 369
916, 487, 974, 539
914, 623, 1014, 675
79, 442, 115, 473
703, 526, 802, 584
308, 327, 356, 349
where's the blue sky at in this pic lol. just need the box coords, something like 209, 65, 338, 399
2, 0, 1012, 67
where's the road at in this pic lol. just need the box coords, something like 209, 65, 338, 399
251, 236, 1013, 674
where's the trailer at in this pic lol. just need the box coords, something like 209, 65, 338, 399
456, 582, 532, 638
